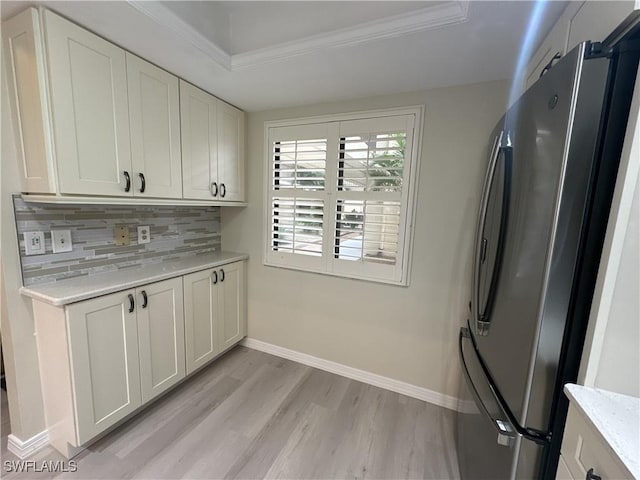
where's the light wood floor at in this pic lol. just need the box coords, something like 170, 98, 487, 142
1, 346, 459, 479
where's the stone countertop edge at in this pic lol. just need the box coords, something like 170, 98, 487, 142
564, 383, 640, 479
20, 251, 249, 307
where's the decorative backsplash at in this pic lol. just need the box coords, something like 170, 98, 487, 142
14, 196, 221, 286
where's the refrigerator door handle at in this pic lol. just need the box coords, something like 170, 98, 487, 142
459, 327, 517, 442
459, 327, 550, 445
472, 140, 513, 336
471, 133, 501, 336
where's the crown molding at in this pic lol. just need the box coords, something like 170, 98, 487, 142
126, 1, 469, 73
231, 1, 470, 69
126, 0, 232, 70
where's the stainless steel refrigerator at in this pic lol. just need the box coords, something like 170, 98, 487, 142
457, 36, 640, 480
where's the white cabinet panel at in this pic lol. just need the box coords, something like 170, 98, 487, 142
136, 278, 185, 403
217, 101, 245, 202
180, 81, 218, 200
66, 290, 141, 445
219, 261, 246, 351
44, 9, 132, 197
183, 268, 219, 373
556, 455, 573, 480
127, 54, 182, 199
567, 1, 637, 51
2, 8, 54, 193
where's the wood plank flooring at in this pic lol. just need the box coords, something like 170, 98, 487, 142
0, 346, 460, 479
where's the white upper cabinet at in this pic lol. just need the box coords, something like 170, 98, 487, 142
525, 1, 639, 93
180, 80, 218, 200
3, 7, 245, 205
43, 9, 132, 197
2, 8, 55, 194
217, 101, 245, 202
127, 54, 182, 199
566, 1, 638, 51
180, 81, 246, 203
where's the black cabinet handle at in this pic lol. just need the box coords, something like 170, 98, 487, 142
586, 468, 601, 480
220, 183, 226, 198
212, 270, 218, 285
211, 182, 218, 197
127, 294, 135, 313
141, 290, 148, 308
124, 171, 131, 192
220, 269, 225, 282
139, 173, 146, 193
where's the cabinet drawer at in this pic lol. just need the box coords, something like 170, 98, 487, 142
561, 406, 631, 479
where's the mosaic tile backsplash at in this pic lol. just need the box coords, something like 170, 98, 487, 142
14, 196, 221, 286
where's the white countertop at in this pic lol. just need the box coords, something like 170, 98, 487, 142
20, 251, 249, 306
564, 383, 640, 479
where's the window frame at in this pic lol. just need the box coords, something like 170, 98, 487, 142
263, 106, 424, 286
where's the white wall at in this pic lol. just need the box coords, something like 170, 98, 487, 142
222, 80, 509, 401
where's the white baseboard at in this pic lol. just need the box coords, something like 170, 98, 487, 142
7, 430, 49, 459
242, 337, 473, 413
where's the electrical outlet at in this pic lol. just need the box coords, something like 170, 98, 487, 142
52, 230, 73, 253
24, 231, 45, 256
114, 225, 130, 246
137, 226, 150, 244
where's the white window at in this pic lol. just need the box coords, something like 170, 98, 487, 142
264, 107, 422, 285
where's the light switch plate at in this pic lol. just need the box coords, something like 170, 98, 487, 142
51, 230, 72, 253
114, 225, 130, 246
24, 231, 45, 256
137, 226, 150, 244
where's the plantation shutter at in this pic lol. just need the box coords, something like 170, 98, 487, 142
264, 109, 420, 285
267, 123, 329, 270
330, 115, 415, 282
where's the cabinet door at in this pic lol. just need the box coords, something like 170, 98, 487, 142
43, 9, 132, 197
183, 268, 220, 374
2, 8, 55, 193
180, 81, 218, 200
66, 290, 141, 445
127, 54, 182, 199
217, 261, 246, 351
217, 100, 245, 202
136, 278, 185, 403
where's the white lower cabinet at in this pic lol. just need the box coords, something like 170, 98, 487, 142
32, 264, 245, 458
135, 278, 185, 403
66, 289, 142, 445
183, 261, 246, 374
560, 405, 631, 479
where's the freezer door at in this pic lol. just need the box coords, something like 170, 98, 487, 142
470, 43, 610, 436
457, 327, 545, 479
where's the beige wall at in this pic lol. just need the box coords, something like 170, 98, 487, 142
1, 58, 47, 439
222, 80, 509, 400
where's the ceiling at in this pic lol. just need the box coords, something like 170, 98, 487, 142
0, 1, 568, 111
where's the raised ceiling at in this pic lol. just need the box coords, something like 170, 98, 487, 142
0, 1, 567, 111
